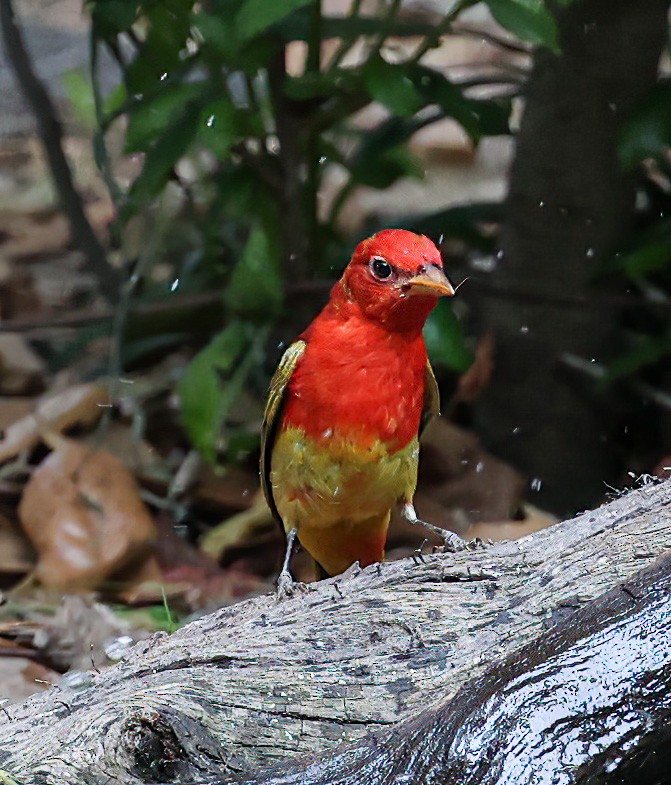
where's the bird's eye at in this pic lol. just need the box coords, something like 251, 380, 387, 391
370, 257, 394, 281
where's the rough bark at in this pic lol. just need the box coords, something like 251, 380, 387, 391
0, 479, 670, 784
239, 549, 671, 785
468, 0, 670, 514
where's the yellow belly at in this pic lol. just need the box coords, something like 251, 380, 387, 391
270, 426, 419, 574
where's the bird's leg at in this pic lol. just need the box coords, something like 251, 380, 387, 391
276, 528, 299, 598
402, 502, 467, 553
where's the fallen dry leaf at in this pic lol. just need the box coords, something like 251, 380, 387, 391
0, 382, 108, 463
18, 436, 157, 590
455, 331, 495, 403
199, 491, 274, 560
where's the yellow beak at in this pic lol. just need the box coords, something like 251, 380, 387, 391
405, 266, 455, 298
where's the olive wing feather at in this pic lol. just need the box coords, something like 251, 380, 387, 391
261, 346, 439, 523
421, 359, 440, 436
260, 340, 307, 524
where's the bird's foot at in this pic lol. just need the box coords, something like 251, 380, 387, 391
275, 528, 304, 599
275, 569, 303, 600
402, 503, 476, 553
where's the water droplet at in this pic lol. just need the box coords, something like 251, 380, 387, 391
520, 325, 529, 334
319, 155, 327, 164
322, 428, 333, 439
160, 72, 168, 81
531, 477, 543, 492
539, 200, 545, 207
471, 255, 496, 272
475, 461, 484, 473
170, 278, 180, 292
438, 234, 444, 245
586, 247, 595, 258
206, 114, 215, 127
512, 427, 520, 435
104, 635, 135, 662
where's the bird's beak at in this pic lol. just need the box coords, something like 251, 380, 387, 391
405, 266, 455, 298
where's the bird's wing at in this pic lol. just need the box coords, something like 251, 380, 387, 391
421, 359, 441, 437
260, 340, 307, 525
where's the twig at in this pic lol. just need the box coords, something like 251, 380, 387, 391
561, 352, 671, 411
405, 0, 479, 65
268, 52, 310, 278
0, 0, 120, 304
327, 0, 363, 71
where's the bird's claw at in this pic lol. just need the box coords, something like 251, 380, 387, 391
440, 530, 468, 553
275, 570, 304, 600
436, 534, 487, 554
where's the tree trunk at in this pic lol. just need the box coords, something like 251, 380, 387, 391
468, 0, 669, 514
0, 479, 670, 784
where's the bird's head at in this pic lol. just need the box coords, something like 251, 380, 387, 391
338, 229, 454, 331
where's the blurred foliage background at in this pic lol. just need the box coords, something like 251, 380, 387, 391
0, 0, 671, 661
83, 0, 523, 464
0, 0, 670, 768
77, 0, 671, 515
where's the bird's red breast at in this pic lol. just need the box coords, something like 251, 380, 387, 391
281, 306, 428, 453
262, 229, 454, 576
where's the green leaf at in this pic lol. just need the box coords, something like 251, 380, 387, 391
620, 241, 671, 279
236, 0, 314, 40
603, 218, 671, 278
102, 83, 127, 118
193, 13, 239, 59
89, 0, 139, 37
350, 144, 424, 189
125, 0, 193, 93
605, 332, 671, 382
125, 82, 206, 152
424, 300, 473, 373
179, 321, 252, 462
284, 72, 343, 101
113, 602, 182, 633
618, 82, 671, 169
197, 99, 238, 158
62, 69, 96, 127
485, 0, 559, 51
225, 224, 283, 319
363, 55, 424, 117
124, 107, 200, 215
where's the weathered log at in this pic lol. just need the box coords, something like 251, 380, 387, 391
1, 479, 670, 784
238, 540, 671, 785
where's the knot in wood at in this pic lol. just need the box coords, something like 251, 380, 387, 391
123, 709, 186, 782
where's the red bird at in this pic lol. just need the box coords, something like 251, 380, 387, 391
261, 229, 459, 590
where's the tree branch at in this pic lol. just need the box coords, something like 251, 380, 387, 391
0, 479, 670, 783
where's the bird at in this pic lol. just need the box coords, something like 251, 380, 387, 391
260, 229, 462, 592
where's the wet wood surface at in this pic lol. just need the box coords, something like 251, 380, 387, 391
0, 479, 670, 784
